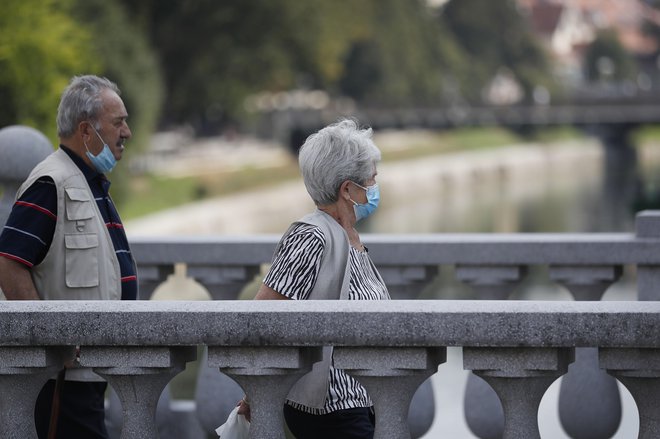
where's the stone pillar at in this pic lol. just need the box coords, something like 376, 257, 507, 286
594, 123, 638, 232
636, 211, 660, 301
82, 346, 197, 439
209, 346, 321, 439
334, 347, 446, 439
0, 125, 53, 227
0, 346, 74, 439
551, 265, 623, 439
600, 348, 660, 438
463, 347, 574, 439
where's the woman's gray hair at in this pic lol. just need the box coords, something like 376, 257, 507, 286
56, 75, 121, 138
298, 119, 381, 205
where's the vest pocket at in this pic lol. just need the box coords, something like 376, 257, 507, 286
64, 233, 99, 288
65, 187, 95, 221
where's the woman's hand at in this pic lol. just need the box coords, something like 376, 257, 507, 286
237, 397, 251, 422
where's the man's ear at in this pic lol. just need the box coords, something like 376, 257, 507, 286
79, 121, 90, 136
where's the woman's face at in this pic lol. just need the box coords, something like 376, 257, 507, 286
348, 168, 378, 204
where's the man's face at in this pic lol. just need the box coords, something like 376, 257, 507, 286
93, 89, 131, 161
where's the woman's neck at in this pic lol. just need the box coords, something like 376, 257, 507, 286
318, 203, 364, 251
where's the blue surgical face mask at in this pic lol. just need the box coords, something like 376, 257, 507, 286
351, 182, 380, 222
85, 125, 117, 173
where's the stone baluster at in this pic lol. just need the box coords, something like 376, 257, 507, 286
209, 346, 322, 439
81, 346, 197, 439
375, 265, 439, 300
0, 346, 75, 439
137, 264, 175, 300
550, 265, 623, 439
334, 346, 446, 439
457, 265, 526, 438
187, 265, 262, 300
600, 348, 660, 438
372, 265, 440, 437
463, 347, 574, 439
636, 211, 660, 301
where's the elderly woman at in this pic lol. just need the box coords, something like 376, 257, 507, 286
239, 119, 389, 439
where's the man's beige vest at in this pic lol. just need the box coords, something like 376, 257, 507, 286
17, 149, 121, 301
17, 149, 123, 381
283, 209, 386, 409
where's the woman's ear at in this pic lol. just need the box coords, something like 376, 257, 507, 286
339, 180, 353, 201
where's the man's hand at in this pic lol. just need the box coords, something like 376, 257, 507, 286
0, 257, 39, 300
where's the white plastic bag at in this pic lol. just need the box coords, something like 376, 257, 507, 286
216, 406, 250, 439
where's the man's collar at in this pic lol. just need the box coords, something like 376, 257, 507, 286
60, 144, 105, 182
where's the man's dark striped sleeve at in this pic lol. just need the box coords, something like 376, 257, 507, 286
0, 178, 57, 267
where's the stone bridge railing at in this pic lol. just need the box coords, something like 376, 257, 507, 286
3, 209, 660, 438
1, 300, 660, 439
132, 210, 660, 303
124, 210, 660, 439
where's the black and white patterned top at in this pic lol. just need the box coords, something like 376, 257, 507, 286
263, 223, 389, 414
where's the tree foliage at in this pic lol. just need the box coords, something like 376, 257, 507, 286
71, 0, 163, 153
3, 0, 568, 140
439, 0, 554, 102
69, 0, 164, 206
340, 0, 456, 105
0, 0, 163, 206
583, 30, 638, 82
0, 0, 97, 142
119, 0, 372, 134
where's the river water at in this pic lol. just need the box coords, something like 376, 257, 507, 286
128, 134, 660, 237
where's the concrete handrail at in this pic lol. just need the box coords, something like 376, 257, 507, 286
1, 300, 659, 438
129, 232, 660, 265
1, 300, 659, 347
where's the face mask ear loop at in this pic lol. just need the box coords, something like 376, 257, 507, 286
90, 124, 107, 145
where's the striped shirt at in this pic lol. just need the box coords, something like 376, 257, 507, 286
264, 223, 389, 414
0, 145, 137, 300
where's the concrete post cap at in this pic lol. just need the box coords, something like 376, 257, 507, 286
0, 125, 53, 182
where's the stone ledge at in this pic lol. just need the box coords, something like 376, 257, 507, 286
0, 300, 659, 348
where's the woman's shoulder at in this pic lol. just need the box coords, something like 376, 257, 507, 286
284, 222, 326, 247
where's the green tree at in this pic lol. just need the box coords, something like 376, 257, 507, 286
71, 0, 164, 207
72, 0, 163, 152
120, 0, 371, 134
0, 0, 98, 141
439, 0, 554, 103
584, 30, 638, 82
339, 0, 453, 106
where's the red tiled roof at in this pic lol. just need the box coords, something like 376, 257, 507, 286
529, 3, 564, 35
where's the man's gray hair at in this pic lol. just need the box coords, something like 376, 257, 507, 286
298, 119, 381, 206
56, 75, 121, 138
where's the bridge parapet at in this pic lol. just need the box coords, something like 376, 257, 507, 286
130, 210, 660, 303
0, 300, 658, 438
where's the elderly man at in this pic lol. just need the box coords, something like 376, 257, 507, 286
0, 75, 137, 438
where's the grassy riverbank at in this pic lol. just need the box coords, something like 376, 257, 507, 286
120, 126, 596, 220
